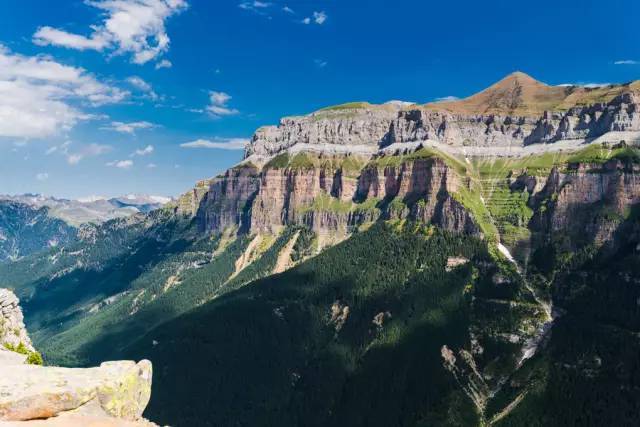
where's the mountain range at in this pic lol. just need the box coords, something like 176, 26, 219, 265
0, 194, 173, 262
2, 72, 639, 426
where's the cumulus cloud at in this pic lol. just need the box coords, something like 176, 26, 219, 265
131, 144, 154, 156
282, 5, 294, 13
106, 159, 134, 169
36, 172, 49, 181
614, 60, 638, 65
101, 121, 157, 134
180, 137, 248, 150
206, 91, 239, 117
0, 45, 127, 139
33, 0, 188, 65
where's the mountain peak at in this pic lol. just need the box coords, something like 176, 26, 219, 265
427, 71, 566, 116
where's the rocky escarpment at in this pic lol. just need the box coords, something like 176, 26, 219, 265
177, 72, 640, 246
0, 288, 155, 426
246, 73, 640, 157
177, 153, 478, 237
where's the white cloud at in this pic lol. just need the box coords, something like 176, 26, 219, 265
33, 0, 188, 65
36, 172, 49, 181
239, 1, 271, 14
131, 144, 154, 156
147, 162, 157, 168
557, 82, 612, 88
314, 59, 328, 68
282, 6, 294, 13
313, 11, 327, 24
302, 11, 326, 25
614, 60, 638, 65
155, 59, 172, 69
126, 76, 159, 100
66, 143, 112, 165
101, 121, 157, 134
67, 154, 83, 165
434, 96, 460, 102
0, 45, 127, 139
206, 91, 239, 117
180, 137, 248, 150
106, 159, 134, 169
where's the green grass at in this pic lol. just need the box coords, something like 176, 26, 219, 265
317, 102, 371, 112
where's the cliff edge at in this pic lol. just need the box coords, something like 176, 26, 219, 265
0, 289, 155, 426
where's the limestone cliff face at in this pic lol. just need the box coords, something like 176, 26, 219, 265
0, 288, 155, 426
178, 155, 478, 237
247, 84, 640, 158
530, 160, 640, 248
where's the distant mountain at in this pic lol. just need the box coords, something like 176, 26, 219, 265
0, 194, 173, 227
0, 201, 76, 262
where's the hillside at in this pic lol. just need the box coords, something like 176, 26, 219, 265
0, 201, 77, 262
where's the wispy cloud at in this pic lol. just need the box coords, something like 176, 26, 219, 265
239, 1, 271, 15
434, 96, 459, 102
614, 60, 638, 65
282, 5, 294, 13
180, 137, 248, 150
557, 82, 612, 88
64, 142, 112, 165
314, 59, 328, 68
33, 0, 188, 65
126, 76, 159, 100
101, 121, 157, 134
131, 144, 154, 156
303, 11, 327, 25
155, 59, 172, 69
36, 172, 49, 181
0, 45, 127, 139
206, 91, 239, 117
106, 159, 134, 169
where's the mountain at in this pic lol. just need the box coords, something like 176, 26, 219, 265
0, 201, 77, 262
3, 72, 640, 426
1, 194, 173, 227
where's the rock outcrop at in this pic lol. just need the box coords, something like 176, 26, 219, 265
0, 288, 155, 426
0, 289, 34, 354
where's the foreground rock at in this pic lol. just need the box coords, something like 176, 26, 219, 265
0, 289, 156, 426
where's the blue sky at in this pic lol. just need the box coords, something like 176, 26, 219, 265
0, 0, 639, 199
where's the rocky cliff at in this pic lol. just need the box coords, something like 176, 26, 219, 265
0, 288, 155, 426
176, 72, 640, 244
178, 153, 478, 238
246, 73, 640, 157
